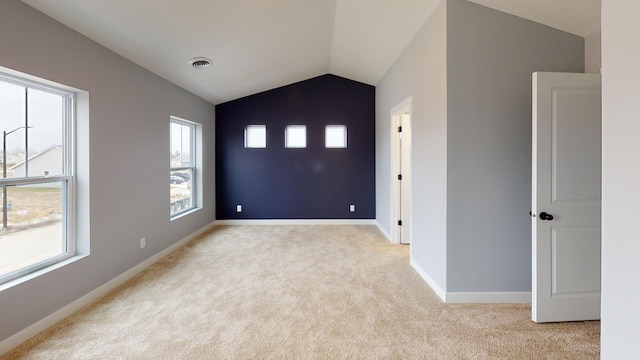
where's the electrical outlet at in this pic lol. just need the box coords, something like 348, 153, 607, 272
350, 204, 356, 212
140, 237, 146, 248
236, 204, 242, 213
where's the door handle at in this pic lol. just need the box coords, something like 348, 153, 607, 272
539, 212, 554, 221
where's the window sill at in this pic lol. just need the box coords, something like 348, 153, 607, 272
0, 254, 89, 292
170, 207, 201, 221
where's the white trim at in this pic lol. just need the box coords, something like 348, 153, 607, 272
0, 254, 88, 293
446, 292, 532, 304
375, 221, 392, 242
410, 257, 447, 302
0, 220, 216, 357
215, 219, 376, 226
390, 96, 412, 245
170, 116, 198, 219
409, 257, 531, 304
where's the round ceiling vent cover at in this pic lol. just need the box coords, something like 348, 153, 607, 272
188, 57, 212, 69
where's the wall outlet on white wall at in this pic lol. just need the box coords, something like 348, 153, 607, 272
236, 204, 242, 213
140, 237, 146, 248
349, 204, 356, 212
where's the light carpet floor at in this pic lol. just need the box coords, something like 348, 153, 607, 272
2, 225, 599, 359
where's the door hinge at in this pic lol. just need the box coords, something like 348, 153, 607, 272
398, 126, 402, 133
397, 174, 402, 180
398, 220, 402, 226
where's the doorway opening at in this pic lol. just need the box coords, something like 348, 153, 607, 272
391, 97, 412, 245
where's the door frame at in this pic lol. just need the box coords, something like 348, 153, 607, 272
390, 97, 412, 245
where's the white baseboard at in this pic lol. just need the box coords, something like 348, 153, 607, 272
408, 258, 531, 304
0, 220, 216, 357
215, 219, 376, 226
445, 292, 531, 304
375, 221, 392, 243
410, 257, 447, 302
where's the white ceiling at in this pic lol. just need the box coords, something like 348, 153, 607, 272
22, 0, 600, 105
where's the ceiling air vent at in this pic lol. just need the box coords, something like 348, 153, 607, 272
188, 57, 212, 69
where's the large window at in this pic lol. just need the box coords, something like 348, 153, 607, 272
170, 117, 197, 217
0, 71, 75, 285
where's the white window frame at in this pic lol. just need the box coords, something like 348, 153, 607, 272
244, 125, 266, 148
0, 71, 76, 286
285, 125, 307, 148
325, 125, 347, 148
170, 116, 198, 218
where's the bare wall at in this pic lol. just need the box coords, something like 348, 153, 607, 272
446, 0, 584, 292
0, 0, 215, 343
585, 30, 601, 74
377, 0, 585, 298
601, 0, 640, 358
376, 1, 448, 293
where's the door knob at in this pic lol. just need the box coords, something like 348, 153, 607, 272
539, 212, 554, 221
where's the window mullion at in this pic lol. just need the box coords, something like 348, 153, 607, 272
24, 87, 29, 178
0, 175, 71, 186
170, 166, 194, 172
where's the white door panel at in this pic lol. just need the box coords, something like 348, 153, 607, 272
532, 72, 601, 323
552, 227, 601, 295
391, 98, 412, 245
552, 89, 602, 202
400, 113, 411, 245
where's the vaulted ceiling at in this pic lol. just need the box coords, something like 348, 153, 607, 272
22, 0, 600, 105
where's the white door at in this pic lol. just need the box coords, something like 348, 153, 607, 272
399, 113, 411, 245
391, 98, 412, 245
532, 72, 601, 323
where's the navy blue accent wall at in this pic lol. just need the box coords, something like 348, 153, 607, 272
215, 74, 375, 219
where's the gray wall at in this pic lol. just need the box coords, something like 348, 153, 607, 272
601, 0, 640, 358
445, 0, 584, 292
0, 0, 215, 343
376, 0, 584, 296
585, 31, 601, 74
376, 0, 448, 291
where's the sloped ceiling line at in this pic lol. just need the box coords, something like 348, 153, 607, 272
22, 0, 599, 104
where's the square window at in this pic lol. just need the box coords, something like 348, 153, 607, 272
285, 125, 306, 148
244, 125, 266, 148
325, 125, 347, 148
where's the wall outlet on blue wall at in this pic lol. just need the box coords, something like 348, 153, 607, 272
236, 204, 242, 213
350, 204, 356, 212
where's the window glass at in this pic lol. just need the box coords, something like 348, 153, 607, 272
170, 117, 197, 217
325, 125, 347, 148
0, 181, 65, 277
244, 125, 266, 148
0, 71, 75, 285
285, 125, 306, 148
